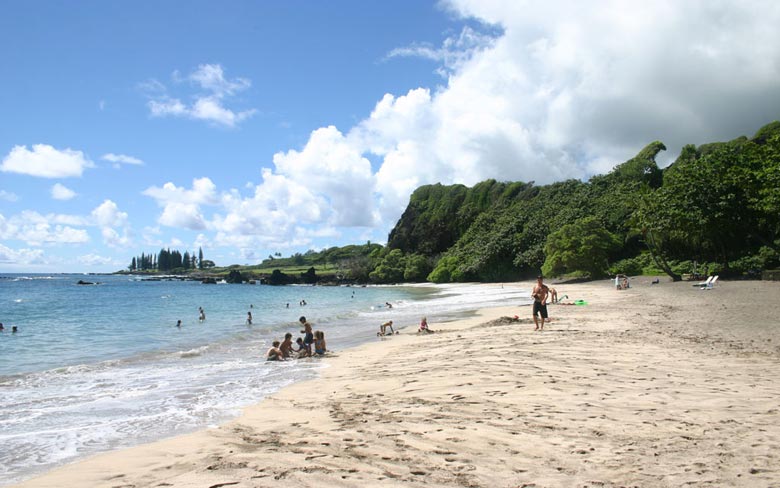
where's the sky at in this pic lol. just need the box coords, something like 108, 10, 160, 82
1, 1, 780, 273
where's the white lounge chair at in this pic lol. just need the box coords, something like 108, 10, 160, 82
694, 276, 713, 287
705, 275, 719, 289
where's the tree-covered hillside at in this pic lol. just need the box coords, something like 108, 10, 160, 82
376, 121, 780, 282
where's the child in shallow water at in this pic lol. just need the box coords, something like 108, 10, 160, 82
299, 316, 313, 356
378, 320, 395, 336
313, 330, 327, 355
292, 337, 307, 357
266, 341, 284, 361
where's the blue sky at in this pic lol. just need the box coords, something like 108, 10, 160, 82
2, 1, 780, 272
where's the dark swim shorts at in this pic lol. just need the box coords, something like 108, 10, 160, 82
532, 301, 548, 319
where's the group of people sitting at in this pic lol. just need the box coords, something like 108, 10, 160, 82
266, 316, 327, 361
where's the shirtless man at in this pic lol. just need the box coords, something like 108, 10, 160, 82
531, 275, 550, 331
279, 332, 294, 358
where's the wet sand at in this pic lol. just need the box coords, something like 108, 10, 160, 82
13, 279, 780, 487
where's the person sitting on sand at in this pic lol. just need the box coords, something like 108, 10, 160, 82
419, 317, 433, 334
280, 332, 294, 358
379, 320, 395, 336
266, 341, 284, 361
313, 331, 327, 355
300, 316, 314, 355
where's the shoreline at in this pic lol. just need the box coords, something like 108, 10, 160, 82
12, 279, 780, 487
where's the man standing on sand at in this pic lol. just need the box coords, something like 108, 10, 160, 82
531, 275, 550, 331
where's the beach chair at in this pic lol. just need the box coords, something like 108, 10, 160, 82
694, 276, 713, 287
705, 275, 719, 289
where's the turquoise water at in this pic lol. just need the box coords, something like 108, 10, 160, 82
0, 274, 422, 376
0, 274, 529, 485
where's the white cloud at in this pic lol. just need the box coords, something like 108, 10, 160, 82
0, 243, 47, 265
89, 200, 132, 248
1, 144, 94, 178
144, 64, 256, 127
386, 26, 497, 76
91, 200, 128, 227
143, 177, 219, 206
432, 0, 780, 174
51, 183, 77, 201
0, 190, 18, 202
1, 211, 90, 245
188, 63, 250, 97
77, 253, 117, 267
143, 178, 218, 230
49, 213, 90, 226
101, 227, 132, 248
148, 98, 188, 117
102, 153, 144, 167
159, 203, 207, 230
271, 126, 376, 227
1, 201, 132, 253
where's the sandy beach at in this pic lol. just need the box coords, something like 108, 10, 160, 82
13, 278, 780, 488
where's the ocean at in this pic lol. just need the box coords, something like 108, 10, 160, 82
0, 273, 529, 486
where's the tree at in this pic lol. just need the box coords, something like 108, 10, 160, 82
369, 249, 406, 283
542, 217, 621, 278
403, 253, 432, 282
198, 247, 204, 270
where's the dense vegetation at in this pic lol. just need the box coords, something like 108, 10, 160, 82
377, 121, 780, 282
